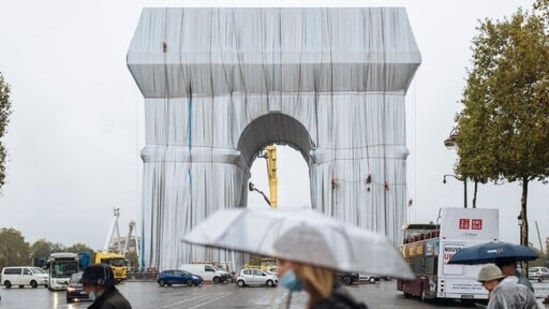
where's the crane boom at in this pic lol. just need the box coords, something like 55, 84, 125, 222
122, 221, 135, 256
264, 145, 277, 208
103, 207, 121, 252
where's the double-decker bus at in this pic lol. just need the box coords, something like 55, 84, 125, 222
397, 208, 499, 301
47, 252, 79, 291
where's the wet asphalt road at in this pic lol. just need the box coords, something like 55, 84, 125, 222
1, 280, 547, 308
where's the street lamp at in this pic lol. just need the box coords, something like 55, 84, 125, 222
517, 213, 523, 245
444, 128, 458, 150
443, 174, 468, 208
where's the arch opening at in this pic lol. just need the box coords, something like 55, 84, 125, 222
238, 113, 313, 209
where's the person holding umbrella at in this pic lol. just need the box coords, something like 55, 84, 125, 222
182, 207, 415, 308
477, 263, 538, 308
494, 258, 534, 293
277, 259, 367, 309
274, 225, 369, 309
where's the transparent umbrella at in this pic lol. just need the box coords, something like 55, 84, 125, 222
182, 207, 414, 279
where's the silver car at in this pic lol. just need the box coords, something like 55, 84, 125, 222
528, 266, 549, 282
236, 269, 278, 287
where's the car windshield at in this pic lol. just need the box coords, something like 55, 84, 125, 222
31, 267, 46, 274
110, 258, 126, 267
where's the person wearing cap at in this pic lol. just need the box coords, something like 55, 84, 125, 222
494, 258, 534, 293
477, 263, 537, 308
80, 263, 132, 309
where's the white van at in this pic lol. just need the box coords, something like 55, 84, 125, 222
179, 264, 231, 284
1, 266, 49, 288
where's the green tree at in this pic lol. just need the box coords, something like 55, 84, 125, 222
66, 243, 95, 255
50, 242, 66, 253
30, 239, 55, 264
0, 228, 31, 269
0, 71, 12, 190
454, 0, 549, 269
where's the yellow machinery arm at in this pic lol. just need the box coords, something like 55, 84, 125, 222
264, 145, 278, 208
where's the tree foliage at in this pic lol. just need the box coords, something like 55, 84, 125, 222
454, 0, 548, 257
30, 239, 55, 260
0, 71, 12, 190
0, 228, 31, 269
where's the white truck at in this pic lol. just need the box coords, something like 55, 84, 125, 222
397, 207, 499, 301
179, 263, 232, 284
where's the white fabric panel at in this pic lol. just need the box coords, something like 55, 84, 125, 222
127, 8, 421, 98
128, 7, 421, 270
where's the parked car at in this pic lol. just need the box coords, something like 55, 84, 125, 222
66, 272, 89, 303
179, 263, 231, 284
236, 269, 278, 287
1, 266, 48, 289
528, 266, 549, 282
358, 274, 379, 284
337, 272, 359, 285
157, 269, 203, 287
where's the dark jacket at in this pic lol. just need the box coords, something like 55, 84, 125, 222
312, 284, 368, 309
88, 286, 132, 309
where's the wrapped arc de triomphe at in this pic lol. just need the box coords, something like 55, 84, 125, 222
127, 8, 421, 270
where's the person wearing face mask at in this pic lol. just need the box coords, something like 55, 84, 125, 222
477, 263, 538, 309
80, 264, 132, 309
277, 259, 368, 309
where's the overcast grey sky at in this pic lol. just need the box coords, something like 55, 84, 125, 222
0, 0, 547, 252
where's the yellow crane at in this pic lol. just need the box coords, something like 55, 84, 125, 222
249, 145, 278, 208
263, 145, 277, 208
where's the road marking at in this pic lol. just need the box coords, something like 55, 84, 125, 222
158, 292, 232, 308
158, 293, 213, 308
187, 292, 232, 309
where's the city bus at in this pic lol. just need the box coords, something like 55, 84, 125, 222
397, 208, 499, 301
47, 252, 79, 291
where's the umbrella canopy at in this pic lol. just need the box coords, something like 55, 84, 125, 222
182, 207, 414, 279
448, 241, 539, 265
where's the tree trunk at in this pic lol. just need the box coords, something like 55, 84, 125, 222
520, 177, 529, 272
473, 181, 478, 208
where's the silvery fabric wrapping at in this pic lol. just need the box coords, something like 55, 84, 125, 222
127, 7, 421, 270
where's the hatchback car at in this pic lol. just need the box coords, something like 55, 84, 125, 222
236, 269, 278, 287
157, 269, 203, 287
66, 272, 89, 303
337, 272, 359, 285
358, 274, 380, 284
528, 266, 549, 282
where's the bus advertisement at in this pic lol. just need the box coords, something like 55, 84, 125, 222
397, 208, 499, 301
47, 252, 79, 291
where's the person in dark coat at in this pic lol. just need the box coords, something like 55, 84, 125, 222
80, 263, 132, 309
494, 258, 534, 293
277, 259, 367, 309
